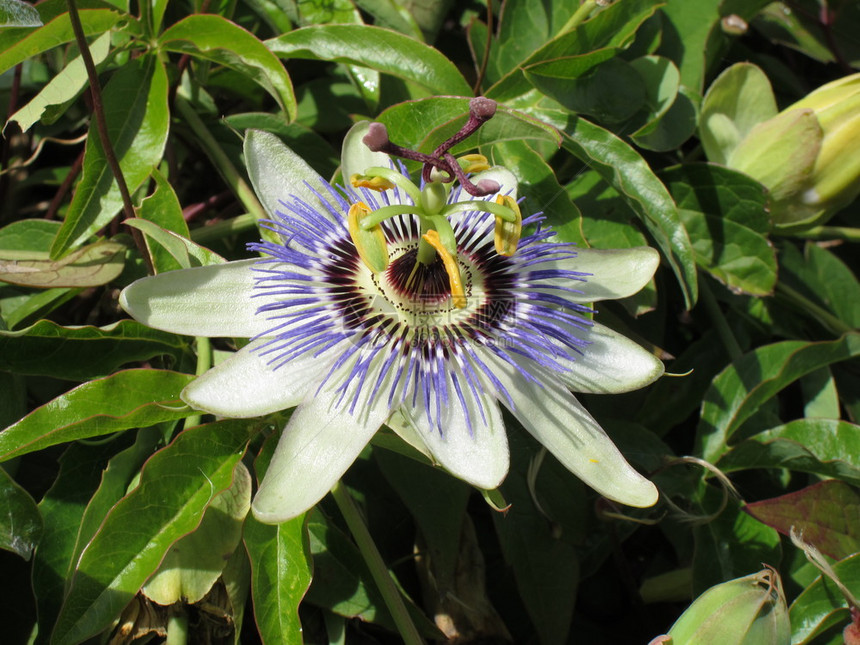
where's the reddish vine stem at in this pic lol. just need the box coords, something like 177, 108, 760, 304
0, 64, 23, 215
66, 0, 153, 274
818, 3, 852, 74
45, 149, 85, 220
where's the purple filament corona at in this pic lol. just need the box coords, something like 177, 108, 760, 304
247, 174, 594, 435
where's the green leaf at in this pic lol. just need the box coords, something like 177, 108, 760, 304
51, 54, 169, 258
244, 512, 310, 645
266, 24, 472, 96
376, 96, 561, 161
661, 163, 776, 296
717, 419, 860, 487
696, 334, 860, 464
788, 552, 860, 644
51, 418, 259, 645
0, 369, 194, 462
0, 286, 79, 330
0, 219, 127, 288
305, 511, 386, 623
627, 58, 698, 152
63, 429, 162, 618
32, 437, 140, 645
0, 238, 127, 287
0, 218, 61, 252
692, 492, 781, 594
492, 429, 582, 645
565, 170, 649, 248
159, 14, 296, 120
353, 0, 423, 41
560, 117, 698, 308
0, 8, 123, 76
0, 0, 42, 26
142, 462, 252, 604
0, 465, 42, 559
375, 449, 470, 596
136, 168, 191, 274
491, 139, 586, 246
7, 31, 111, 131
243, 431, 311, 645
0, 319, 189, 380
744, 480, 860, 561
124, 220, 225, 271
780, 241, 860, 330
525, 57, 646, 124
657, 0, 772, 93
486, 0, 587, 84
487, 0, 663, 102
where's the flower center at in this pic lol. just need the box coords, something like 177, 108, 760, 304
361, 236, 484, 331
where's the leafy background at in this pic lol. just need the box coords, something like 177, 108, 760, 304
1, 0, 859, 643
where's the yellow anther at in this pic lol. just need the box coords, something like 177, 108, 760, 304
421, 229, 466, 309
493, 195, 522, 256
458, 153, 491, 174
349, 173, 395, 192
348, 202, 389, 273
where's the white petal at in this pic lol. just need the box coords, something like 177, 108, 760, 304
341, 121, 393, 183
120, 260, 280, 337
484, 353, 658, 507
181, 339, 327, 417
244, 129, 333, 221
400, 368, 508, 490
252, 354, 394, 523
549, 321, 664, 394
534, 247, 660, 303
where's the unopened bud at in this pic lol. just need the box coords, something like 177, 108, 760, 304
661, 567, 789, 645
706, 66, 860, 227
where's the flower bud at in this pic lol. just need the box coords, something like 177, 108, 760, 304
658, 567, 789, 645
703, 66, 860, 227
786, 74, 860, 220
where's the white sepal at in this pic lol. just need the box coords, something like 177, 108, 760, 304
251, 353, 394, 523
244, 129, 332, 222
486, 353, 659, 508
553, 322, 664, 394
401, 367, 509, 490
181, 339, 326, 418
120, 260, 275, 338
551, 246, 660, 303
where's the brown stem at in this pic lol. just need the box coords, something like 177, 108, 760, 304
45, 149, 85, 220
0, 64, 24, 216
66, 0, 153, 273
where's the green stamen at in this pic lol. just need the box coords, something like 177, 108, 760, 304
361, 166, 424, 205
359, 204, 420, 230
441, 199, 518, 222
